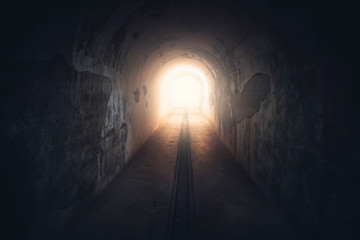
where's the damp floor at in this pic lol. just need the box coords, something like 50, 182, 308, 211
58, 113, 295, 240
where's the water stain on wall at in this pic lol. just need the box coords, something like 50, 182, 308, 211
133, 88, 140, 103
143, 85, 147, 96
232, 73, 270, 122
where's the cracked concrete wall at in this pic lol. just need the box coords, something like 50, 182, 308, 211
209, 15, 358, 239
2, 55, 121, 238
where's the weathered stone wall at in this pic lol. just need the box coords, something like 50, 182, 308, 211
208, 11, 359, 239
2, 55, 125, 237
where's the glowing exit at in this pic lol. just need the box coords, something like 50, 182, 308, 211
169, 74, 202, 112
159, 65, 210, 117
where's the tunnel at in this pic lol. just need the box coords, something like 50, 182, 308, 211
1, 0, 358, 239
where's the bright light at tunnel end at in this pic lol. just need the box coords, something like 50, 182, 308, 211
159, 65, 210, 118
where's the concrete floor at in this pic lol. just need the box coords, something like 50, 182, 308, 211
58, 113, 295, 240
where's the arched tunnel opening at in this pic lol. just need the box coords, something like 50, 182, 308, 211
1, 0, 358, 239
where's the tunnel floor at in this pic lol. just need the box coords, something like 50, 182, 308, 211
58, 112, 295, 240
